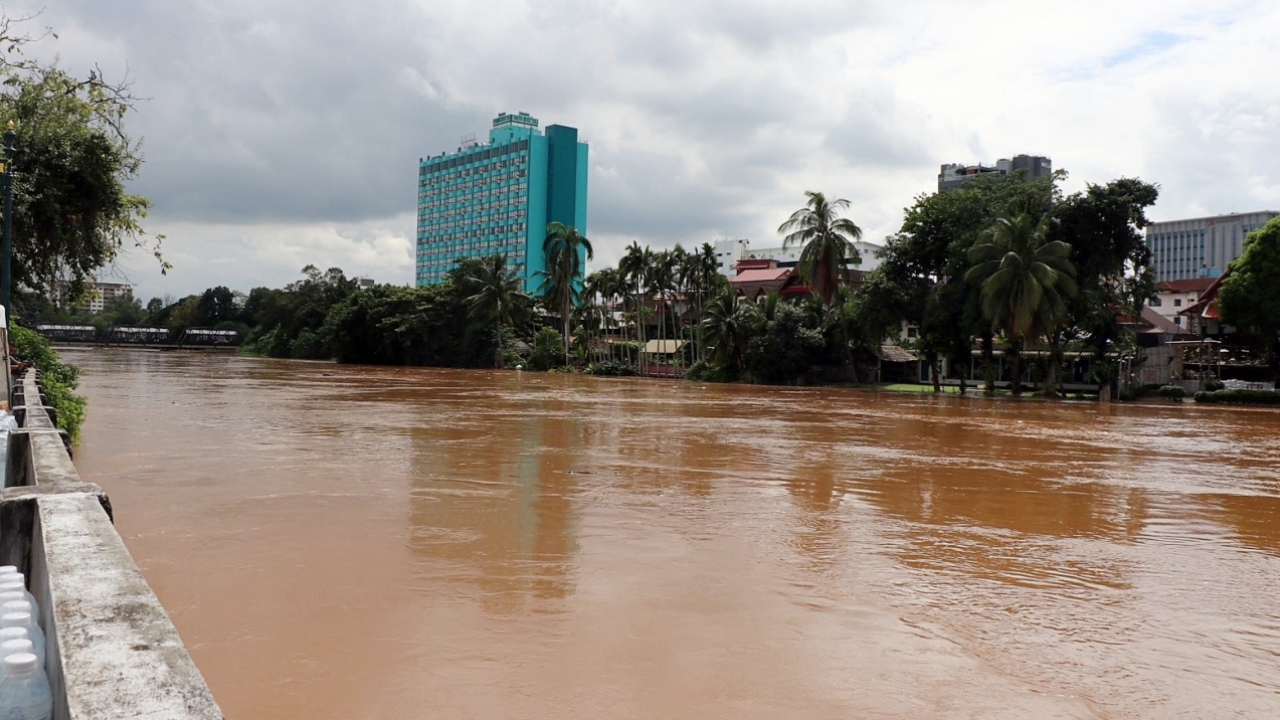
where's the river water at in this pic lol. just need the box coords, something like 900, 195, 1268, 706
67, 349, 1280, 719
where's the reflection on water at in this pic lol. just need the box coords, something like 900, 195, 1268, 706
69, 349, 1280, 719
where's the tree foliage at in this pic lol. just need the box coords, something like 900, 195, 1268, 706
1218, 217, 1280, 380
0, 12, 166, 302
462, 254, 529, 368
778, 191, 863, 305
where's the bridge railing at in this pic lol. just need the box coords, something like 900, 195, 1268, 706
2, 370, 224, 720
32, 325, 242, 348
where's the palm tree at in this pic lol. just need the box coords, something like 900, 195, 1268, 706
778, 191, 863, 306
539, 222, 594, 366
619, 242, 651, 373
963, 212, 1077, 396
462, 254, 528, 369
702, 287, 742, 371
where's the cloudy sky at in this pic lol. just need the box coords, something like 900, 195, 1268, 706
10, 0, 1280, 301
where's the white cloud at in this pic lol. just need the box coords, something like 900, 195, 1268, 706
5, 0, 1278, 294
110, 216, 415, 302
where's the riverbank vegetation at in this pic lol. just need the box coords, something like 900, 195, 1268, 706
20, 171, 1171, 396
9, 323, 86, 439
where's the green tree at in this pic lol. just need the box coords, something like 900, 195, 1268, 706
0, 15, 166, 303
778, 191, 863, 306
1051, 178, 1160, 389
197, 286, 238, 326
743, 298, 826, 384
463, 254, 528, 368
1219, 217, 1280, 381
528, 327, 566, 371
619, 242, 652, 372
964, 213, 1077, 395
539, 222, 593, 366
702, 286, 749, 375
878, 171, 1060, 392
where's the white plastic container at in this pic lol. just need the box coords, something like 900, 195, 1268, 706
0, 653, 52, 720
0, 615, 42, 669
0, 639, 33, 685
0, 592, 36, 625
0, 581, 35, 621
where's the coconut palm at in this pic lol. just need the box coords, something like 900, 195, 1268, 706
619, 242, 652, 373
462, 254, 528, 369
778, 191, 863, 306
963, 212, 1077, 395
703, 286, 755, 372
539, 222, 594, 366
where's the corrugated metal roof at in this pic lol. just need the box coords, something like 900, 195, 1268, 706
730, 268, 791, 284
643, 339, 685, 354
877, 344, 918, 363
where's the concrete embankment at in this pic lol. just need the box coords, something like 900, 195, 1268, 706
3, 370, 223, 719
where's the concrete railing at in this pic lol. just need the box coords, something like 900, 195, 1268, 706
2, 370, 224, 720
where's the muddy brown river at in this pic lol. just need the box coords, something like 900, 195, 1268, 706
67, 348, 1280, 719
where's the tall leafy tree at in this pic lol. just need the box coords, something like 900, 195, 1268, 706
539, 222, 593, 365
879, 172, 1061, 392
1051, 178, 1160, 387
463, 254, 528, 369
0, 14, 166, 302
778, 191, 863, 306
1218, 217, 1280, 381
964, 213, 1077, 395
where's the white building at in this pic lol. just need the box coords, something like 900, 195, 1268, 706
1146, 211, 1278, 283
1146, 278, 1215, 330
712, 238, 884, 278
75, 281, 133, 314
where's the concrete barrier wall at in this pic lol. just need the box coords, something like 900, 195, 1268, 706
2, 371, 224, 720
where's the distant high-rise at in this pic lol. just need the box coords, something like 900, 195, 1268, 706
937, 154, 1052, 191
1145, 211, 1279, 283
415, 112, 589, 292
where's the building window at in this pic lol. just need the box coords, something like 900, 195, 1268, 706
1174, 299, 1182, 307
1174, 316, 1181, 326
1150, 297, 1162, 307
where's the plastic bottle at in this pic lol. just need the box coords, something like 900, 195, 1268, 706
0, 616, 42, 670
0, 596, 32, 627
0, 582, 36, 624
0, 653, 52, 720
0, 639, 33, 685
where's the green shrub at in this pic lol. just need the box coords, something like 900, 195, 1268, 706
585, 360, 635, 377
527, 328, 565, 371
1204, 379, 1225, 392
1194, 388, 1280, 405
1119, 384, 1168, 402
684, 359, 736, 383
1158, 385, 1186, 400
9, 324, 87, 440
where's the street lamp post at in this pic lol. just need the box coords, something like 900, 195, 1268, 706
1, 121, 14, 313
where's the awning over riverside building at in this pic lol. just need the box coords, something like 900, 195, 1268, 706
643, 339, 684, 355
876, 344, 918, 363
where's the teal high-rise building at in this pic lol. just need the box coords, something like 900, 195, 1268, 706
416, 112, 589, 292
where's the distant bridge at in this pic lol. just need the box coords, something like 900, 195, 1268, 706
33, 325, 242, 348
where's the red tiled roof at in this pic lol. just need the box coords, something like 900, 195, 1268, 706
730, 268, 791, 284
1157, 277, 1217, 293
1178, 269, 1230, 320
